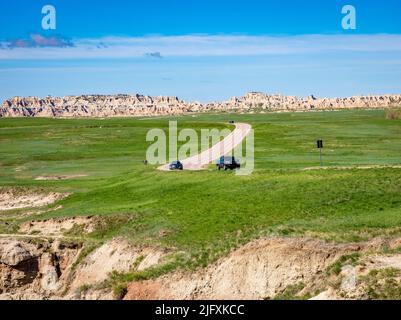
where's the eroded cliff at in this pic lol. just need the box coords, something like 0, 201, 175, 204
1, 92, 401, 118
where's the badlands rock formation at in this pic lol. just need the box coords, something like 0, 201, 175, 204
217, 92, 401, 112
0, 95, 187, 118
1, 92, 401, 118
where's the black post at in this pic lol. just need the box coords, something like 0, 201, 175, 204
320, 147, 323, 167
317, 140, 323, 166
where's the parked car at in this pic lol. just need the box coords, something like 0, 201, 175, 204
169, 160, 183, 170
229, 120, 235, 124
216, 156, 240, 170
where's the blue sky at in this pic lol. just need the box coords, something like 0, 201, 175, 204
0, 0, 400, 102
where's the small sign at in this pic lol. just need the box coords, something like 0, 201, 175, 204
317, 140, 323, 149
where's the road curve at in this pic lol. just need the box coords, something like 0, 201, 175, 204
158, 122, 252, 171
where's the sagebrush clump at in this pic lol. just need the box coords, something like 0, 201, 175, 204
386, 108, 401, 120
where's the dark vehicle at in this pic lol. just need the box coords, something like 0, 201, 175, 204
229, 120, 235, 124
169, 161, 183, 170
216, 156, 240, 170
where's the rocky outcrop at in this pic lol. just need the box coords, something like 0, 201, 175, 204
0, 240, 39, 267
1, 92, 401, 118
0, 94, 188, 118
0, 239, 81, 300
215, 92, 401, 112
0, 237, 169, 300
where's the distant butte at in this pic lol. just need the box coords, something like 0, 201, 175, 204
1, 92, 401, 118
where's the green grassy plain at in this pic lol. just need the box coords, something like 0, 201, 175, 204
1, 109, 401, 270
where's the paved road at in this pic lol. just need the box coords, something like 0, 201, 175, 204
158, 122, 252, 171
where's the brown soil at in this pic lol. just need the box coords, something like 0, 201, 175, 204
70, 239, 168, 294
19, 217, 94, 236
303, 165, 401, 171
0, 189, 68, 212
124, 238, 362, 300
35, 174, 87, 181
124, 237, 401, 300
2, 234, 401, 300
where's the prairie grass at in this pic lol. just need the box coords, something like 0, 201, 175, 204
1, 109, 400, 278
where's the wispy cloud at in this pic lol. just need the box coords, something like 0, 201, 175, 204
6, 34, 73, 49
145, 51, 163, 59
1, 34, 401, 60
96, 42, 108, 49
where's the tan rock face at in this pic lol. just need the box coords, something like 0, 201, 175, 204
214, 92, 401, 112
1, 92, 400, 118
0, 240, 39, 267
70, 240, 142, 290
124, 238, 363, 300
0, 94, 188, 118
0, 239, 81, 299
0, 236, 169, 300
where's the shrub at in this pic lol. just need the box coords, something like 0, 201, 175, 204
271, 282, 311, 300
326, 253, 360, 276
362, 268, 401, 300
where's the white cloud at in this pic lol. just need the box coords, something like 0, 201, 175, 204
1, 34, 401, 60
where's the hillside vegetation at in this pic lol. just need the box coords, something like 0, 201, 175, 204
1, 109, 401, 278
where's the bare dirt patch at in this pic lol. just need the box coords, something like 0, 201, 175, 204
0, 189, 68, 212
69, 239, 169, 294
303, 165, 401, 171
35, 174, 87, 181
19, 216, 94, 237
369, 254, 401, 270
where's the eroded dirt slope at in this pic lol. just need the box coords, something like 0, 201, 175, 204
125, 237, 401, 300
125, 238, 360, 300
